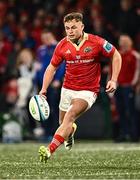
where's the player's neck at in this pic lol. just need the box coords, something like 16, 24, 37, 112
72, 32, 84, 46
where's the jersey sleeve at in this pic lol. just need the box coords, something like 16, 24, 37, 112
51, 43, 63, 67
96, 36, 115, 58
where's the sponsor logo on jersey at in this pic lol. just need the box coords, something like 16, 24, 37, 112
67, 59, 94, 64
103, 41, 113, 53
84, 46, 92, 53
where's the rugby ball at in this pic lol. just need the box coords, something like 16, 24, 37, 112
29, 95, 50, 121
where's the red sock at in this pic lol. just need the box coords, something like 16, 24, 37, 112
48, 134, 64, 154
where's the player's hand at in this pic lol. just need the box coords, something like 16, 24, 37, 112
106, 80, 117, 93
39, 89, 47, 99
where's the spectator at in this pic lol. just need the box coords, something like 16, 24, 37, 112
15, 48, 38, 138
31, 17, 44, 49
114, 34, 140, 142
0, 30, 13, 104
116, 0, 139, 38
5, 40, 23, 79
17, 28, 36, 49
0, 30, 13, 70
135, 73, 140, 138
0, 0, 8, 18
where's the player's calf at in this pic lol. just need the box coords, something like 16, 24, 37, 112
64, 123, 77, 150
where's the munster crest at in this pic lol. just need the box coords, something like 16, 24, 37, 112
84, 47, 92, 53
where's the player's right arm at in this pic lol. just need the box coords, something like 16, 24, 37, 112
39, 40, 64, 97
39, 64, 57, 96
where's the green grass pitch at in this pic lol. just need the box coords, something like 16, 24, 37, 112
0, 141, 140, 179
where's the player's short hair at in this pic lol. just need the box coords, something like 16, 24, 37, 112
63, 12, 83, 23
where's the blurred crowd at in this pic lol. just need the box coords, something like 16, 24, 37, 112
0, 0, 140, 142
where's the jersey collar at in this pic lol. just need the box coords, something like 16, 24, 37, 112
67, 32, 88, 50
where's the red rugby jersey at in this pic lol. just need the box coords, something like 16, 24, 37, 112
51, 33, 115, 93
118, 49, 140, 86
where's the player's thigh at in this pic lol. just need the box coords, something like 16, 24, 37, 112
59, 110, 66, 125
64, 98, 88, 123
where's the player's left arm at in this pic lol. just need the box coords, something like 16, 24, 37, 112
106, 49, 122, 93
96, 36, 122, 93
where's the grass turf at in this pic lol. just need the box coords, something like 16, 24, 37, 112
0, 141, 140, 179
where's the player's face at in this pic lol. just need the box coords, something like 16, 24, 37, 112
64, 19, 84, 41
119, 35, 132, 51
